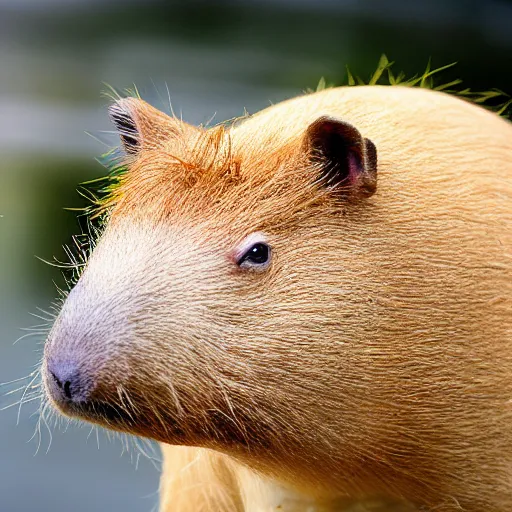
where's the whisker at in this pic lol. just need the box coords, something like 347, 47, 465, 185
40, 402, 54, 454
131, 437, 161, 469
19, 323, 50, 331
167, 376, 184, 418
116, 386, 137, 424
30, 410, 42, 455
28, 311, 54, 323
0, 371, 38, 387
17, 371, 41, 425
1, 394, 40, 412
3, 385, 35, 397
36, 306, 56, 318
14, 331, 46, 345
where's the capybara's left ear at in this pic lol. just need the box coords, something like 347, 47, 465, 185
109, 97, 200, 156
304, 115, 377, 199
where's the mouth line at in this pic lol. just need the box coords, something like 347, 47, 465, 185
59, 398, 189, 442
60, 399, 139, 430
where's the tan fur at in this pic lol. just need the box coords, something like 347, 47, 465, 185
43, 86, 512, 511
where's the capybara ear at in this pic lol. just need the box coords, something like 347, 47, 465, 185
108, 97, 199, 156
304, 116, 377, 199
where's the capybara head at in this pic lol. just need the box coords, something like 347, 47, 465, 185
43, 95, 380, 474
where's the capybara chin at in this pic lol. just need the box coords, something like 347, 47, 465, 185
42, 84, 512, 511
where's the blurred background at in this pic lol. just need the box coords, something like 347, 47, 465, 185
0, 0, 511, 510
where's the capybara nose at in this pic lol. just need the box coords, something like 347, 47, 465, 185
46, 360, 93, 405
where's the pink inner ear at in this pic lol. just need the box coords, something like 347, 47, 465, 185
347, 150, 362, 186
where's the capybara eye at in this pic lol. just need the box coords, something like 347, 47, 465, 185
237, 241, 272, 271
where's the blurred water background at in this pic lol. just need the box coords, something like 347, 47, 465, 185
1, 1, 511, 511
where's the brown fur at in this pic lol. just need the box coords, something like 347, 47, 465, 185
43, 85, 512, 511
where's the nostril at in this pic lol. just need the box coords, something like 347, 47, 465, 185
63, 381, 72, 400
51, 371, 63, 389
46, 361, 92, 404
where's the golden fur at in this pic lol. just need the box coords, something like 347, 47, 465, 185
43, 85, 512, 511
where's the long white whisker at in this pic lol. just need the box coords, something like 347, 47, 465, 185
28, 312, 54, 323
14, 331, 45, 345
17, 371, 40, 425
30, 409, 43, 455
36, 306, 55, 318
41, 403, 54, 454
0, 371, 37, 387
3, 385, 33, 397
20, 323, 50, 331
1, 394, 40, 412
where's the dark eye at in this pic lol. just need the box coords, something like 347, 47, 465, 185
237, 242, 271, 270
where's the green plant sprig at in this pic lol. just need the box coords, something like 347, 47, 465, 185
315, 54, 511, 119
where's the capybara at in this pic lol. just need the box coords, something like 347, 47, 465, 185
43, 85, 512, 511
